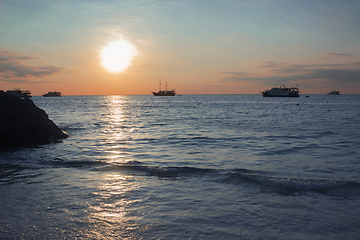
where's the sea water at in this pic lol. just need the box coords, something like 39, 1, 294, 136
1, 94, 360, 239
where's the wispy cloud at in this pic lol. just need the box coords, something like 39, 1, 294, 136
268, 62, 360, 74
220, 54, 360, 88
218, 71, 247, 75
0, 50, 64, 82
223, 68, 360, 83
260, 61, 287, 68
0, 51, 36, 62
320, 52, 353, 59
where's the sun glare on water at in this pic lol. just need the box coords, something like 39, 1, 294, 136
100, 39, 137, 73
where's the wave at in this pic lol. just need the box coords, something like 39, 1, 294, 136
14, 156, 359, 197
41, 157, 107, 168
0, 162, 42, 185
96, 163, 360, 197
133, 165, 216, 177
100, 163, 217, 178
61, 125, 87, 132
106, 164, 360, 197
222, 171, 360, 197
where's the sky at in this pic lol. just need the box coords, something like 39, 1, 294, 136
1, 0, 360, 95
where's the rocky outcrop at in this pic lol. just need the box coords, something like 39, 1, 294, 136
0, 90, 68, 147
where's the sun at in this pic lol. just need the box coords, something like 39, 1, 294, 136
100, 39, 137, 73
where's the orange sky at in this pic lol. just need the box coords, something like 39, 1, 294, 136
1, 0, 360, 95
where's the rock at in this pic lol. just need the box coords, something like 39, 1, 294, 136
0, 90, 68, 147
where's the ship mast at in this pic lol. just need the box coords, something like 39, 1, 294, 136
159, 79, 161, 91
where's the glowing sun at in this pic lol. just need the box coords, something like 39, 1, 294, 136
100, 39, 137, 72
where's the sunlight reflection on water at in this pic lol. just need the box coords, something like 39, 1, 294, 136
103, 96, 132, 164
88, 173, 142, 238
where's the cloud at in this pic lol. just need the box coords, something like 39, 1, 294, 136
257, 68, 359, 82
0, 50, 64, 82
321, 52, 352, 59
269, 62, 360, 74
220, 58, 360, 88
218, 71, 246, 75
260, 61, 287, 68
0, 51, 36, 62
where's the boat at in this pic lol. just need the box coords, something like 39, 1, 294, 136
43, 91, 62, 97
261, 85, 300, 97
152, 80, 176, 96
6, 89, 32, 98
327, 90, 340, 95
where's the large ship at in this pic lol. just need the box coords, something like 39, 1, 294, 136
261, 85, 300, 97
6, 89, 32, 98
152, 80, 176, 96
43, 91, 62, 97
327, 90, 340, 95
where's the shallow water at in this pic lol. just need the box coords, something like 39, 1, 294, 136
1, 94, 360, 239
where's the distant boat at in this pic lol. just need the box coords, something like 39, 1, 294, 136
261, 85, 300, 97
43, 91, 62, 97
6, 89, 32, 98
152, 80, 176, 96
327, 90, 340, 95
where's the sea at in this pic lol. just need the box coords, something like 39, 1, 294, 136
1, 94, 360, 239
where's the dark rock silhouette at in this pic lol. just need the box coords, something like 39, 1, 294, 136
0, 90, 68, 147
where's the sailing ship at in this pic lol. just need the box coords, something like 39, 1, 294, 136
261, 85, 300, 97
152, 80, 176, 96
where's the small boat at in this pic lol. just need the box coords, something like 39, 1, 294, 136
43, 91, 62, 97
6, 89, 32, 98
327, 90, 340, 95
152, 80, 176, 96
261, 85, 300, 97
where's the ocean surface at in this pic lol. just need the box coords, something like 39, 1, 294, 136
1, 94, 360, 239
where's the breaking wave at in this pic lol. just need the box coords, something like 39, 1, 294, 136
45, 159, 358, 197
2, 152, 359, 198
222, 171, 360, 197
